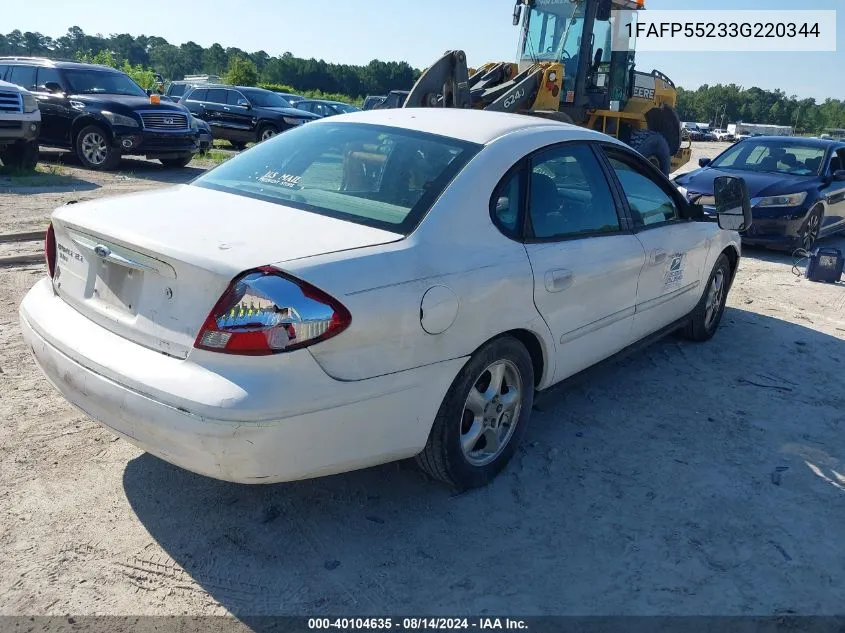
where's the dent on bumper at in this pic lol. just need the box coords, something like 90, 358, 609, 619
19, 279, 465, 483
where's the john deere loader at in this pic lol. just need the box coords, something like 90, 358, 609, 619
402, 0, 691, 175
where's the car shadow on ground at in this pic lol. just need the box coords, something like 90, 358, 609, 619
37, 150, 207, 186
122, 308, 845, 621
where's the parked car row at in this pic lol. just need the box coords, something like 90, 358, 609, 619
0, 56, 203, 170
674, 135, 845, 251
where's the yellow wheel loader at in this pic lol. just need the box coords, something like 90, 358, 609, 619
402, 0, 691, 175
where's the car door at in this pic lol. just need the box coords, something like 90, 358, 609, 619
223, 89, 254, 141
516, 142, 646, 382
32, 66, 73, 146
821, 147, 845, 231
601, 144, 712, 341
203, 88, 230, 138
183, 88, 209, 122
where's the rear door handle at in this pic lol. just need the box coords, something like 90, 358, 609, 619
650, 249, 667, 265
544, 269, 574, 293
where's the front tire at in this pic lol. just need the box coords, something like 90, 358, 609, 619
681, 254, 731, 342
257, 124, 279, 143
159, 154, 194, 168
75, 125, 120, 171
0, 140, 39, 171
801, 207, 823, 251
416, 336, 535, 490
629, 129, 672, 175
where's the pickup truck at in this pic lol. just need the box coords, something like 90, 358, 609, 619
0, 79, 40, 170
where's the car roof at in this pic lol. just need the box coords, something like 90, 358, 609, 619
737, 136, 842, 148
0, 56, 118, 72
317, 108, 612, 145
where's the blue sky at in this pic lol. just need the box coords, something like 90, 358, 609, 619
4, 0, 843, 101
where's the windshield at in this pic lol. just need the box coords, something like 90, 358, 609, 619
64, 70, 147, 96
192, 122, 481, 234
242, 90, 292, 108
522, 0, 583, 62
711, 141, 827, 176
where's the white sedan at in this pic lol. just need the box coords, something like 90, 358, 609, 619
19, 109, 746, 489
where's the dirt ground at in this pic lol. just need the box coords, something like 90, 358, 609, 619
1, 143, 844, 618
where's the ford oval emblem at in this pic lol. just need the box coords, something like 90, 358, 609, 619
94, 244, 111, 258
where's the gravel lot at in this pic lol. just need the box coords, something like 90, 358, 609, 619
1, 143, 844, 618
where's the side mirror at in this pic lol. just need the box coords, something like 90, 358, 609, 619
596, 0, 612, 21
714, 176, 752, 232
512, 2, 522, 26
44, 81, 64, 94
237, 99, 251, 109
699, 158, 712, 168
146, 89, 152, 96
833, 169, 845, 181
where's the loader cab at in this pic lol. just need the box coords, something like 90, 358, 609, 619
517, 0, 638, 117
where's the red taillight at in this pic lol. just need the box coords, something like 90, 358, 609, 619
194, 266, 351, 356
45, 223, 56, 278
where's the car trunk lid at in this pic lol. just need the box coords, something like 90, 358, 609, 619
50, 185, 402, 359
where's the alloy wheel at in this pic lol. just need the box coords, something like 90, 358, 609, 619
460, 359, 523, 467
802, 213, 821, 251
704, 268, 725, 331
81, 131, 109, 166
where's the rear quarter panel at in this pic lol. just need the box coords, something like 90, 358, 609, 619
280, 127, 579, 386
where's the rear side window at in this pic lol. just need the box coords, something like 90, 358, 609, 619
205, 89, 227, 104
607, 156, 679, 227
192, 122, 481, 234
187, 88, 207, 101
8, 65, 37, 91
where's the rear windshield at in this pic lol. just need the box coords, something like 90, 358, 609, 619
192, 122, 481, 234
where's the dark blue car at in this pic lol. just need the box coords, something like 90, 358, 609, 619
674, 137, 845, 251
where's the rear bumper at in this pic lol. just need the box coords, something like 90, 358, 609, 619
19, 278, 465, 484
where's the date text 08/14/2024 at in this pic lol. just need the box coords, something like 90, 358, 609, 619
307, 618, 529, 630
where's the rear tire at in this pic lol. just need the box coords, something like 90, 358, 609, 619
416, 336, 535, 490
230, 141, 247, 150
681, 254, 731, 342
629, 129, 671, 175
75, 125, 120, 171
159, 154, 194, 168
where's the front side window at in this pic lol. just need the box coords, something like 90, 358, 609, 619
192, 123, 481, 234
241, 89, 291, 108
227, 90, 247, 105
35, 67, 63, 91
63, 70, 146, 96
168, 84, 186, 98
607, 156, 678, 227
528, 144, 620, 239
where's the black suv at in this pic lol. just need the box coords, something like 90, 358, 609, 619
0, 57, 201, 170
182, 85, 319, 149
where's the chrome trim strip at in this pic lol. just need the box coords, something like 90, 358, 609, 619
635, 281, 701, 314
560, 305, 636, 344
66, 229, 177, 279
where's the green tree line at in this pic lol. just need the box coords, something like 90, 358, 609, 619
3, 26, 844, 132
677, 85, 845, 135
0, 26, 419, 99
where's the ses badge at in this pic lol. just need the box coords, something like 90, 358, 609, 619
664, 253, 684, 286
